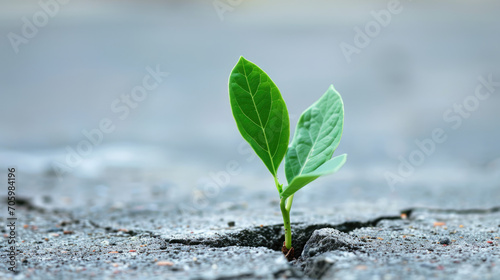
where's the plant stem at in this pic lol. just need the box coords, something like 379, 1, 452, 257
274, 176, 282, 193
280, 197, 292, 249
285, 194, 294, 212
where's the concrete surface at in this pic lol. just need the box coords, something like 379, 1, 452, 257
1, 175, 498, 279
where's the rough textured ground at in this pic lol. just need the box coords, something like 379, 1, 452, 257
1, 152, 499, 279
1, 190, 499, 279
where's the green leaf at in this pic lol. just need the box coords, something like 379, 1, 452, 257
282, 85, 345, 198
228, 57, 290, 177
281, 154, 346, 199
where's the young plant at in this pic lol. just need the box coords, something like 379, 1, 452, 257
228, 57, 346, 260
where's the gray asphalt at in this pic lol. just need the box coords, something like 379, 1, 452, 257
1, 180, 499, 279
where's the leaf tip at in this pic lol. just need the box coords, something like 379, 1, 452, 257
328, 84, 341, 96
327, 84, 345, 113
238, 56, 248, 64
340, 153, 347, 162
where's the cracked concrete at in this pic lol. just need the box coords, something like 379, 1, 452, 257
0, 159, 499, 280
1, 189, 499, 280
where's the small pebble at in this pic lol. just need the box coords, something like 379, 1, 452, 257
439, 237, 451, 245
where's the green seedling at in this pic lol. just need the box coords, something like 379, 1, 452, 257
228, 57, 346, 260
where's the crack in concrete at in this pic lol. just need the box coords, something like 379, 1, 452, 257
13, 199, 500, 277
163, 205, 500, 257
165, 214, 402, 257
402, 206, 500, 216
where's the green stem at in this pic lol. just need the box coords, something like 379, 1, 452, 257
285, 194, 294, 212
280, 197, 292, 249
274, 176, 282, 193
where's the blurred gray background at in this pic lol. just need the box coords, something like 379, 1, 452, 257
1, 0, 499, 210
